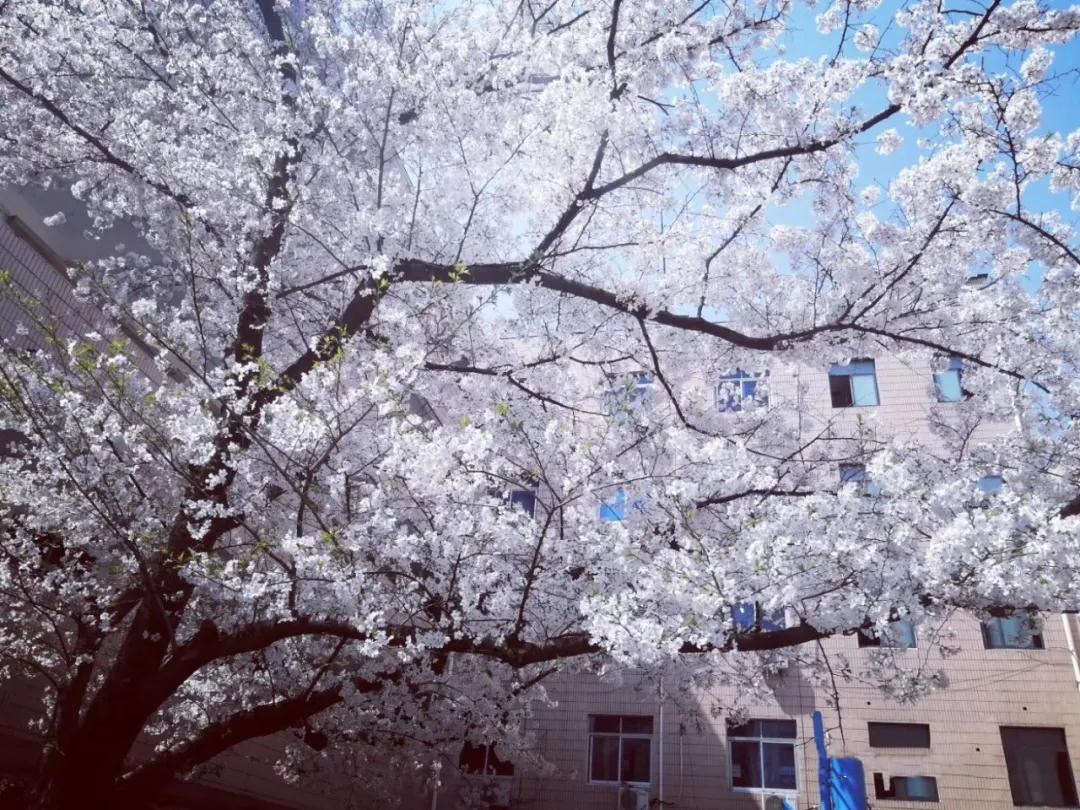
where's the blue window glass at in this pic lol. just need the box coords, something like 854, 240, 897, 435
732, 602, 757, 631
599, 489, 627, 522
983, 616, 1044, 649
760, 609, 786, 633
508, 489, 536, 518
717, 370, 768, 412
978, 475, 1005, 496
732, 603, 785, 632
762, 742, 797, 790
934, 357, 965, 402
605, 374, 652, 415
839, 464, 882, 497
829, 360, 880, 407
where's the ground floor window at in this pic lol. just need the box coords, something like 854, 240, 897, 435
588, 715, 653, 785
728, 719, 797, 792
460, 741, 514, 776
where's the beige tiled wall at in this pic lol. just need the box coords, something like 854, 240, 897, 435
501, 612, 1080, 810
488, 357, 1074, 810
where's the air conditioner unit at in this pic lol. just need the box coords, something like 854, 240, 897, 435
763, 793, 795, 810
484, 777, 513, 808
616, 785, 649, 810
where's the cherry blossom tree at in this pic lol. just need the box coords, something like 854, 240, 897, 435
1, 0, 1079, 807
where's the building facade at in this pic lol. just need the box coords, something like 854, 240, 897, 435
440, 355, 1080, 810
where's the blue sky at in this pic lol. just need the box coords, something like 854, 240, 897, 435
755, 0, 1080, 292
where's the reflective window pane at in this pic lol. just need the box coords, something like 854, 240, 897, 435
730, 740, 763, 788
984, 616, 1043, 650
760, 720, 797, 739
727, 720, 760, 738
621, 737, 651, 783
591, 716, 620, 733
732, 602, 757, 631
978, 475, 1005, 495
509, 489, 536, 517
760, 609, 786, 633
763, 742, 797, 790
599, 489, 626, 522
935, 369, 963, 402
1001, 727, 1079, 807
622, 716, 654, 734
590, 736, 619, 782
883, 620, 917, 648
851, 373, 879, 406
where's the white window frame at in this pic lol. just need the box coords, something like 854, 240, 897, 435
828, 359, 880, 408
717, 369, 767, 412
587, 715, 653, 787
728, 720, 799, 795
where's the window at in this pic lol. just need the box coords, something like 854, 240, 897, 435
508, 489, 536, 518
604, 373, 653, 415
934, 357, 966, 402
1001, 727, 1079, 807
460, 741, 515, 776
839, 463, 882, 497
732, 602, 786, 633
829, 360, 880, 407
728, 719, 797, 792
599, 489, 626, 521
858, 621, 917, 648
983, 616, 1044, 650
588, 715, 653, 785
868, 722, 931, 748
874, 773, 940, 802
978, 475, 1005, 496
717, 369, 768, 412
598, 489, 647, 522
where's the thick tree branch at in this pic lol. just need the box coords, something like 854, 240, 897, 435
117, 686, 346, 802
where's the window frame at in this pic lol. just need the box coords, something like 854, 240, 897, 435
587, 715, 654, 787
828, 359, 880, 408
717, 369, 768, 412
727, 719, 799, 794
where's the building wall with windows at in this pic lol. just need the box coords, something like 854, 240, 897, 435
454, 356, 1080, 810
487, 614, 1080, 810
